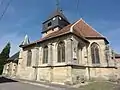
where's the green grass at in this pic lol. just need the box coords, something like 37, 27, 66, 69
79, 82, 119, 90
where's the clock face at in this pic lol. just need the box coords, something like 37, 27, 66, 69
59, 17, 62, 20
52, 17, 56, 20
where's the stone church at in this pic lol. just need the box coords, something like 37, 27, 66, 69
3, 9, 120, 84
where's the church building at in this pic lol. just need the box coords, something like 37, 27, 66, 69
3, 9, 120, 84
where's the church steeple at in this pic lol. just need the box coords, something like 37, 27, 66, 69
19, 34, 30, 47
42, 9, 70, 34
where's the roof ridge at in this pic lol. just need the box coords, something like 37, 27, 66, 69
8, 52, 19, 61
70, 18, 83, 32
70, 18, 89, 42
82, 19, 104, 37
81, 19, 110, 42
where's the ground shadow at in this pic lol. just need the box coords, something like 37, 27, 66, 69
0, 76, 18, 83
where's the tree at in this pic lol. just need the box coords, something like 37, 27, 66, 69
0, 42, 11, 74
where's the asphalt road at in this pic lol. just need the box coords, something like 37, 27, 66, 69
0, 77, 78, 90
0, 82, 52, 90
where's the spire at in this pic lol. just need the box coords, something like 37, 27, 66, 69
20, 34, 30, 47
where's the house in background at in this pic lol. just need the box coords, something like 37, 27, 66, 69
115, 53, 120, 64
3, 52, 19, 77
3, 9, 120, 84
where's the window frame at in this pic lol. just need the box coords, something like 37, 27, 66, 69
27, 50, 32, 67
43, 45, 48, 64
91, 42, 100, 65
57, 41, 65, 63
47, 22, 52, 27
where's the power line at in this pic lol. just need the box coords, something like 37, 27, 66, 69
76, 0, 81, 18
0, 0, 13, 21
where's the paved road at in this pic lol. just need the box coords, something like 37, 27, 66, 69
0, 82, 52, 90
0, 77, 78, 90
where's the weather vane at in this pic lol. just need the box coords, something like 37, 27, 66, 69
56, 0, 59, 10
56, 0, 62, 12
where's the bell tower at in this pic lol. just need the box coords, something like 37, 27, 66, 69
42, 8, 70, 37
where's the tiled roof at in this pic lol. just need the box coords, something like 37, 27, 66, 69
73, 19, 104, 38
7, 52, 19, 61
40, 24, 73, 41
22, 19, 108, 48
40, 19, 106, 41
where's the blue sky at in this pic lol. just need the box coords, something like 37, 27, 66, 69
0, 0, 120, 56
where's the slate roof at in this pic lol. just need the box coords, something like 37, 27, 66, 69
21, 19, 109, 48
43, 9, 69, 23
7, 52, 19, 61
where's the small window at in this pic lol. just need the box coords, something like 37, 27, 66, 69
48, 22, 52, 27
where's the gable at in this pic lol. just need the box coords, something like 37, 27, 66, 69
73, 19, 103, 38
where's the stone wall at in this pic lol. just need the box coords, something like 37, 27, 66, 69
72, 66, 86, 84
37, 66, 72, 84
115, 58, 120, 67
16, 48, 36, 80
38, 67, 51, 82
52, 66, 72, 83
2, 63, 10, 76
89, 67, 116, 80
114, 57, 120, 79
10, 62, 18, 77
3, 62, 18, 77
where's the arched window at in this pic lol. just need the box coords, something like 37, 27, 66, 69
77, 43, 82, 63
43, 46, 48, 64
91, 43, 100, 64
58, 41, 65, 62
27, 50, 32, 66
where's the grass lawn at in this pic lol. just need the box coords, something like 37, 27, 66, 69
79, 81, 119, 90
